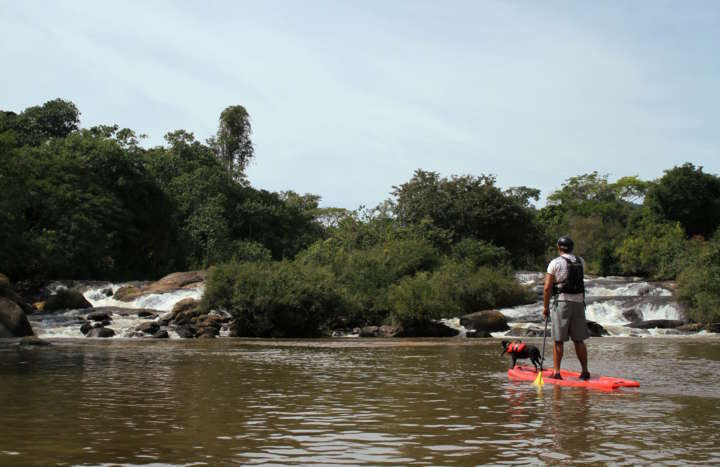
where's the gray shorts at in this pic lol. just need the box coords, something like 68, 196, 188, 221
551, 301, 589, 342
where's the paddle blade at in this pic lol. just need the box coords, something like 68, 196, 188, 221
532, 370, 544, 388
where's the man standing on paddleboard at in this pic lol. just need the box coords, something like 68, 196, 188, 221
543, 236, 591, 380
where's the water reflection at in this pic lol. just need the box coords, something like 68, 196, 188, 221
0, 337, 718, 465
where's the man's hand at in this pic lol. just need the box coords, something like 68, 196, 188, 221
543, 307, 550, 318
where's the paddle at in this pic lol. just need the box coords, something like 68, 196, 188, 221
532, 314, 550, 388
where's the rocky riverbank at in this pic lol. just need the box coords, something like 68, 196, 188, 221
6, 270, 719, 340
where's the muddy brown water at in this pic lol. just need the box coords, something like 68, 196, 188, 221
1, 337, 719, 466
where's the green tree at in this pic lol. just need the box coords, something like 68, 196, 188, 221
676, 232, 720, 323
645, 163, 720, 238
392, 170, 544, 264
210, 105, 254, 180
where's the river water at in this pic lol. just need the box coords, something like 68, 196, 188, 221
2, 337, 719, 466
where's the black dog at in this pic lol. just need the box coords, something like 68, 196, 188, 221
501, 340, 542, 371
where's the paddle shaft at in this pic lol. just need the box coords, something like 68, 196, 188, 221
540, 310, 550, 371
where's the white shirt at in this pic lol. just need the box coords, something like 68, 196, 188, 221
547, 253, 585, 303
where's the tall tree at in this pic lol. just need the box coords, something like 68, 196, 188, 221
211, 105, 254, 180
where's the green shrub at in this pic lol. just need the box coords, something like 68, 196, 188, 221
387, 272, 445, 326
388, 263, 534, 326
616, 219, 686, 279
297, 237, 441, 325
450, 238, 509, 268
676, 233, 720, 323
231, 240, 272, 262
202, 261, 350, 337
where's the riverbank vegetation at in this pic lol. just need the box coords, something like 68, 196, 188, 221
2, 99, 720, 330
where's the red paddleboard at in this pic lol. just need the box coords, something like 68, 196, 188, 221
508, 365, 640, 390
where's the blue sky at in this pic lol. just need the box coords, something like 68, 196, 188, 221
2, 0, 719, 208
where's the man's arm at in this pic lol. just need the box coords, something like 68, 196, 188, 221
543, 273, 554, 318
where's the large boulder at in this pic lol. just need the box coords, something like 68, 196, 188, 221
0, 273, 35, 314
113, 271, 207, 302
44, 289, 92, 311
460, 310, 510, 333
171, 297, 200, 313
112, 286, 143, 302
136, 321, 160, 335
0, 297, 34, 338
587, 320, 608, 337
626, 319, 685, 329
86, 327, 115, 338
174, 324, 198, 338
86, 310, 112, 322
622, 308, 643, 323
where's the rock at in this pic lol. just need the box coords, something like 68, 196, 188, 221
158, 312, 173, 327
466, 330, 492, 338
0, 274, 36, 315
86, 327, 115, 338
125, 331, 146, 338
44, 289, 93, 311
171, 298, 200, 314
195, 314, 223, 329
136, 321, 160, 334
112, 286, 143, 302
145, 270, 207, 292
359, 326, 380, 337
396, 322, 460, 337
113, 271, 207, 302
80, 322, 93, 335
677, 323, 705, 333
507, 326, 545, 337
0, 297, 34, 338
197, 329, 217, 338
18, 336, 51, 346
626, 319, 685, 329
705, 323, 720, 333
358, 325, 402, 337
587, 320, 608, 337
152, 330, 169, 339
460, 310, 510, 333
208, 309, 232, 323
87, 311, 112, 322
34, 301, 45, 311
137, 310, 158, 319
101, 287, 113, 297
622, 308, 643, 323
174, 325, 197, 338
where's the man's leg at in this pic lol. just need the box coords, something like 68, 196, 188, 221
573, 340, 588, 373
553, 341, 564, 373
568, 302, 590, 377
